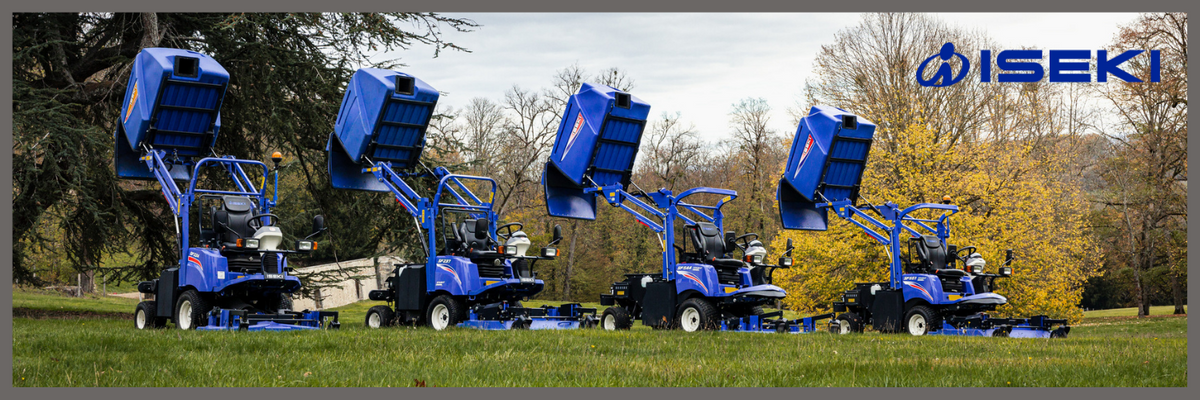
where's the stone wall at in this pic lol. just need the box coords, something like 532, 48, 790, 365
290, 256, 405, 310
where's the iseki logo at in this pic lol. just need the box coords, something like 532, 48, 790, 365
917, 42, 1161, 87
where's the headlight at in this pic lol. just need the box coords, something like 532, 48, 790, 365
236, 238, 259, 249
999, 266, 1012, 276
541, 248, 558, 258
779, 257, 793, 267
970, 265, 983, 274
743, 255, 764, 264
297, 241, 316, 251
498, 245, 517, 256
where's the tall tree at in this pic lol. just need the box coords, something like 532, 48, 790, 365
1094, 13, 1188, 316
12, 13, 477, 289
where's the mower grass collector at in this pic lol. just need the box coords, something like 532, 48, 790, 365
118, 48, 338, 331
777, 106, 1069, 338
326, 68, 597, 331
542, 84, 830, 333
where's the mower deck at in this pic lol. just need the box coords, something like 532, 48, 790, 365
198, 309, 340, 331
459, 303, 598, 330
721, 312, 835, 334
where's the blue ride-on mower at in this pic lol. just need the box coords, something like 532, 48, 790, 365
119, 48, 338, 331
777, 106, 1070, 338
326, 68, 597, 330
542, 83, 831, 333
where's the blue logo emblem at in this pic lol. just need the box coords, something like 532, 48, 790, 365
917, 42, 971, 87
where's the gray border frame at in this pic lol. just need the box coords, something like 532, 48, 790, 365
3, 0, 1195, 397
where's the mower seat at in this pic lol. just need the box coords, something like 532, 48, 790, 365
688, 223, 744, 268
913, 235, 949, 271
460, 219, 502, 260
213, 196, 258, 245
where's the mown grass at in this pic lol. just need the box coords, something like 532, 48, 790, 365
1083, 305, 1187, 318
11, 289, 1188, 387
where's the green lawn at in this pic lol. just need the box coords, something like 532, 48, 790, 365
11, 289, 1188, 387
1083, 305, 1187, 318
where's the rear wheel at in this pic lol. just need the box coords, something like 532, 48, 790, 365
174, 290, 212, 330
676, 298, 718, 332
834, 312, 863, 334
365, 305, 395, 329
426, 295, 465, 331
259, 293, 293, 313
601, 307, 632, 331
134, 301, 165, 329
904, 306, 937, 336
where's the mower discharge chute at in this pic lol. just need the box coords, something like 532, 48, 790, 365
542, 84, 831, 333
327, 68, 597, 330
119, 48, 338, 331
779, 106, 1069, 338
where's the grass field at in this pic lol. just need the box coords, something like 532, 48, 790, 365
11, 288, 1188, 387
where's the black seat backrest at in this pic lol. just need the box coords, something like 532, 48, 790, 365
213, 196, 256, 243
460, 219, 490, 250
913, 235, 948, 271
688, 222, 727, 260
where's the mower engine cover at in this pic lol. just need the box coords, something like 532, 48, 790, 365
542, 83, 650, 220
327, 68, 440, 191
115, 48, 229, 180
778, 106, 876, 230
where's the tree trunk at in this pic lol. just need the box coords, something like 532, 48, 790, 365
1171, 271, 1186, 314
79, 270, 96, 294
563, 220, 579, 301
1132, 261, 1146, 317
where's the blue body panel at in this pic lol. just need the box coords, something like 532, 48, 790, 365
543, 83, 650, 220
778, 106, 876, 230
328, 68, 439, 191
179, 248, 301, 294
116, 48, 229, 180
674, 263, 786, 298
430, 256, 544, 297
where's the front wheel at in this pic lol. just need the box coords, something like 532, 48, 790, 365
426, 295, 465, 331
904, 306, 938, 336
676, 298, 718, 332
601, 307, 632, 331
365, 305, 395, 329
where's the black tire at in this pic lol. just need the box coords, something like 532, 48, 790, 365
259, 293, 293, 313
904, 305, 938, 336
834, 312, 863, 334
426, 295, 465, 330
676, 298, 719, 332
601, 307, 632, 331
365, 305, 396, 329
174, 290, 213, 330
134, 301, 165, 329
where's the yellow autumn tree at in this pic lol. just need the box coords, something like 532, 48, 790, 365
772, 123, 1101, 323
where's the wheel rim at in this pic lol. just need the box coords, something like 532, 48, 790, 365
136, 309, 147, 329
680, 307, 701, 332
603, 314, 616, 330
178, 300, 193, 330
368, 312, 381, 328
838, 319, 851, 334
908, 314, 926, 336
431, 304, 450, 330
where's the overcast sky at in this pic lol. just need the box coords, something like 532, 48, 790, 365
378, 13, 1140, 143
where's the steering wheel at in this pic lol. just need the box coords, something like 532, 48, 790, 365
955, 246, 978, 261
496, 222, 523, 240
247, 213, 279, 231
731, 233, 759, 251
